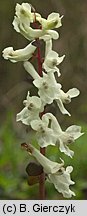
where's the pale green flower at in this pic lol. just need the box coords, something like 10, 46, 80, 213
16, 91, 43, 125
2, 42, 36, 63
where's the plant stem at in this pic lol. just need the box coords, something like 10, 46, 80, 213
36, 39, 43, 77
36, 38, 46, 200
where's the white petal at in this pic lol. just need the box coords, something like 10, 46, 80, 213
12, 16, 20, 32
42, 113, 50, 126
47, 50, 58, 59
66, 166, 73, 174
55, 66, 61, 77
44, 113, 62, 134
20, 3, 31, 13
59, 139, 74, 158
26, 91, 30, 100
57, 55, 65, 65
16, 107, 29, 125
46, 30, 59, 40
56, 98, 71, 116
33, 77, 42, 88
2, 47, 13, 60
32, 147, 63, 174
67, 88, 80, 98
31, 119, 42, 131
27, 27, 45, 38
66, 125, 84, 139
37, 129, 56, 148
15, 3, 33, 25
45, 39, 52, 56
31, 96, 42, 109
48, 169, 75, 198
24, 61, 39, 79
47, 13, 62, 28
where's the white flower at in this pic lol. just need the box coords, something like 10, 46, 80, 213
43, 50, 65, 76
27, 144, 75, 198
44, 113, 84, 157
37, 12, 63, 30
24, 61, 80, 115
24, 62, 61, 105
33, 72, 62, 105
56, 88, 80, 116
2, 42, 36, 63
13, 3, 59, 41
48, 166, 75, 198
24, 62, 58, 107
16, 91, 43, 125
31, 115, 56, 147
30, 145, 64, 174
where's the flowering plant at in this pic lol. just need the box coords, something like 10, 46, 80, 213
3, 2, 84, 199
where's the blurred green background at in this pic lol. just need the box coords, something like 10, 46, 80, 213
0, 0, 87, 200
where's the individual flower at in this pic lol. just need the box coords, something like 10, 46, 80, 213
37, 12, 63, 30
2, 42, 36, 63
48, 166, 75, 198
24, 61, 61, 104
31, 115, 56, 147
26, 144, 75, 198
43, 50, 65, 76
43, 113, 84, 157
33, 72, 62, 105
16, 91, 43, 125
